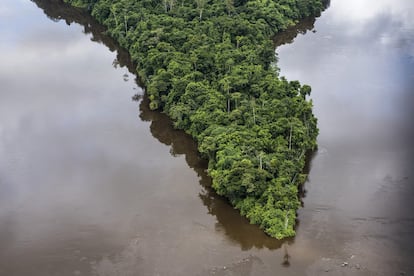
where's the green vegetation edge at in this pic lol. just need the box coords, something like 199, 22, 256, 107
64, 0, 323, 239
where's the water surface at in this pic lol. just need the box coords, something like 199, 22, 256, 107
277, 0, 414, 274
0, 0, 413, 275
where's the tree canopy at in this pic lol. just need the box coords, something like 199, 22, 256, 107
65, 0, 323, 239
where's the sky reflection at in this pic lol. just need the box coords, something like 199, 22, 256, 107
277, 0, 414, 147
277, 1, 414, 274
1, 0, 413, 274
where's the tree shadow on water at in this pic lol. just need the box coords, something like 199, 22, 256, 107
273, 0, 331, 48
138, 96, 290, 251
31, 0, 136, 75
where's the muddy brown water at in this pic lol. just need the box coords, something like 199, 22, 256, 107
0, 0, 413, 275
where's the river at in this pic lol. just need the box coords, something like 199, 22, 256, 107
0, 0, 413, 275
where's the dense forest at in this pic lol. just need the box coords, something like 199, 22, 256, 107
64, 0, 323, 239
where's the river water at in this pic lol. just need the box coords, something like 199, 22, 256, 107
0, 0, 413, 275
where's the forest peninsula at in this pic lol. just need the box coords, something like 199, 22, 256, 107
65, 0, 323, 239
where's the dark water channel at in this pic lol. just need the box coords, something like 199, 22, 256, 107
0, 0, 413, 275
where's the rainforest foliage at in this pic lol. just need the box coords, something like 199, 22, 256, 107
65, 0, 322, 239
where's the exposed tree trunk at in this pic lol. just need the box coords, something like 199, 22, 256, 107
112, 8, 118, 27
199, 8, 203, 21
259, 154, 263, 170
290, 173, 297, 185
297, 149, 306, 161
252, 101, 256, 125
284, 212, 289, 230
